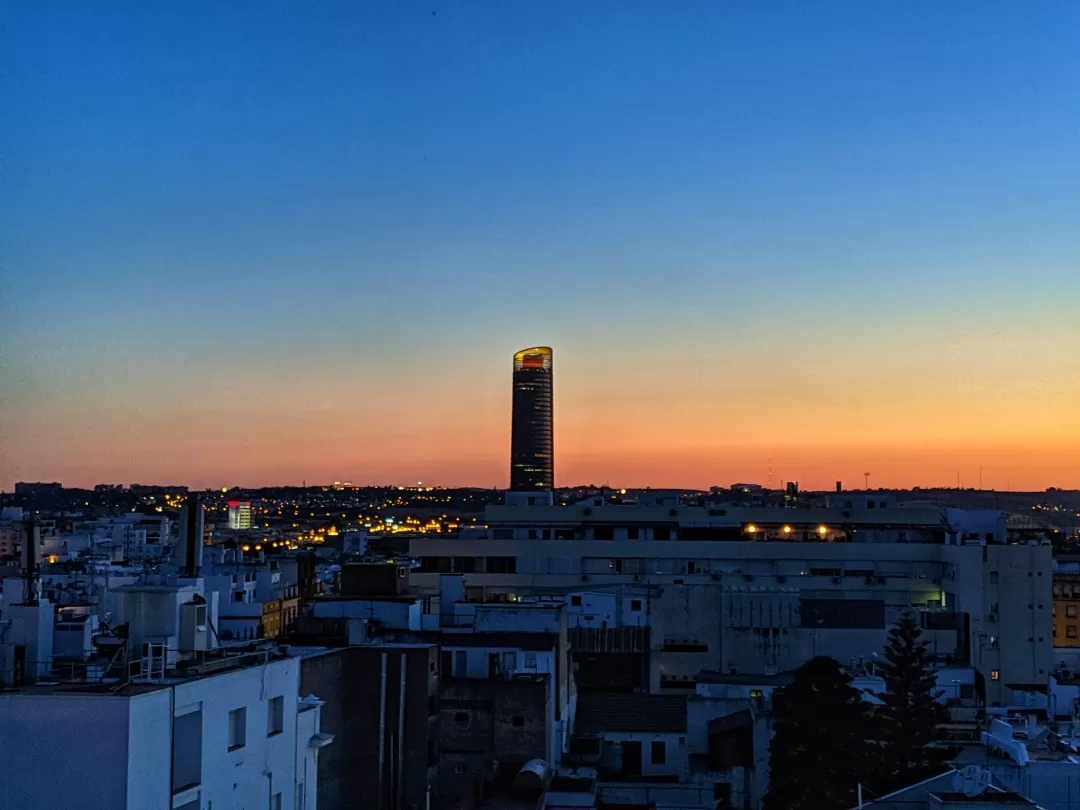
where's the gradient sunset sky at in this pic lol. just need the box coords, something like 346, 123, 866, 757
2, 2, 1078, 491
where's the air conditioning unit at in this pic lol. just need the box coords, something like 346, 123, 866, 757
581, 575, 591, 582
633, 575, 643, 582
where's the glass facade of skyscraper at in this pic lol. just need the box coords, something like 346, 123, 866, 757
510, 346, 553, 491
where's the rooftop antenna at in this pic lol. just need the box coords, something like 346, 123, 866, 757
863, 472, 870, 490
768, 456, 773, 489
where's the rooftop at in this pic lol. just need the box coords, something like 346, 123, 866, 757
576, 693, 688, 734
486, 503, 950, 529
931, 793, 1035, 805
696, 670, 794, 686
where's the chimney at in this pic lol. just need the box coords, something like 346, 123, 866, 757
836, 481, 843, 493
21, 518, 41, 604
179, 498, 204, 577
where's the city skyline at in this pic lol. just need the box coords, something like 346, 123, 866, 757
3, 4, 1079, 492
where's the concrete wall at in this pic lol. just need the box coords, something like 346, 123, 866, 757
439, 676, 550, 807
312, 599, 421, 631
126, 689, 172, 810
412, 537, 1052, 704
301, 645, 436, 810
170, 656, 303, 810
602, 731, 689, 779
0, 693, 132, 810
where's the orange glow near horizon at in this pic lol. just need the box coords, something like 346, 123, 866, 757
3, 326, 1078, 491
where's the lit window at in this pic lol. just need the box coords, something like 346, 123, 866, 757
990, 670, 1000, 681
749, 689, 763, 698
524, 652, 537, 668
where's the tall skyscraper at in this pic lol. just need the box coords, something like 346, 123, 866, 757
510, 346, 554, 491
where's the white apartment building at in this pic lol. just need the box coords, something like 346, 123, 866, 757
410, 502, 1052, 706
0, 569, 330, 810
0, 652, 327, 810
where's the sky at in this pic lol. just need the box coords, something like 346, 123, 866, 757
2, 2, 1078, 492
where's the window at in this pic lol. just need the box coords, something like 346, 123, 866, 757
172, 705, 202, 792
627, 527, 640, 540
501, 651, 515, 672
654, 527, 670, 541
454, 650, 467, 676
454, 712, 469, 723
989, 636, 998, 648
270, 793, 282, 810
524, 652, 537, 668
455, 765, 467, 774
989, 571, 999, 584
630, 600, 642, 612
651, 740, 666, 765
267, 696, 284, 736
512, 716, 525, 727
593, 526, 614, 541
1068, 605, 1077, 618
528, 529, 537, 540
1069, 626, 1078, 639
571, 595, 582, 607
991, 669, 1000, 681
486, 556, 517, 574
453, 557, 477, 573
232, 591, 244, 602
749, 689, 763, 698
176, 801, 200, 810
714, 783, 732, 802
228, 707, 247, 751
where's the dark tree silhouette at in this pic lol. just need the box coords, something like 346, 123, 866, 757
877, 612, 954, 792
764, 656, 875, 810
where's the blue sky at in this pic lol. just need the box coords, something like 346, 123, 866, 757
2, 2, 1078, 489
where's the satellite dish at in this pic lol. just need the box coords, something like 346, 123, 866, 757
955, 765, 990, 797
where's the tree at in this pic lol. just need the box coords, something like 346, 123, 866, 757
764, 656, 875, 810
877, 612, 954, 793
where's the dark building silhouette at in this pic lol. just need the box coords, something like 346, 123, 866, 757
510, 346, 554, 491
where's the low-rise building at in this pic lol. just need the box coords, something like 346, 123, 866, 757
0, 576, 330, 810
